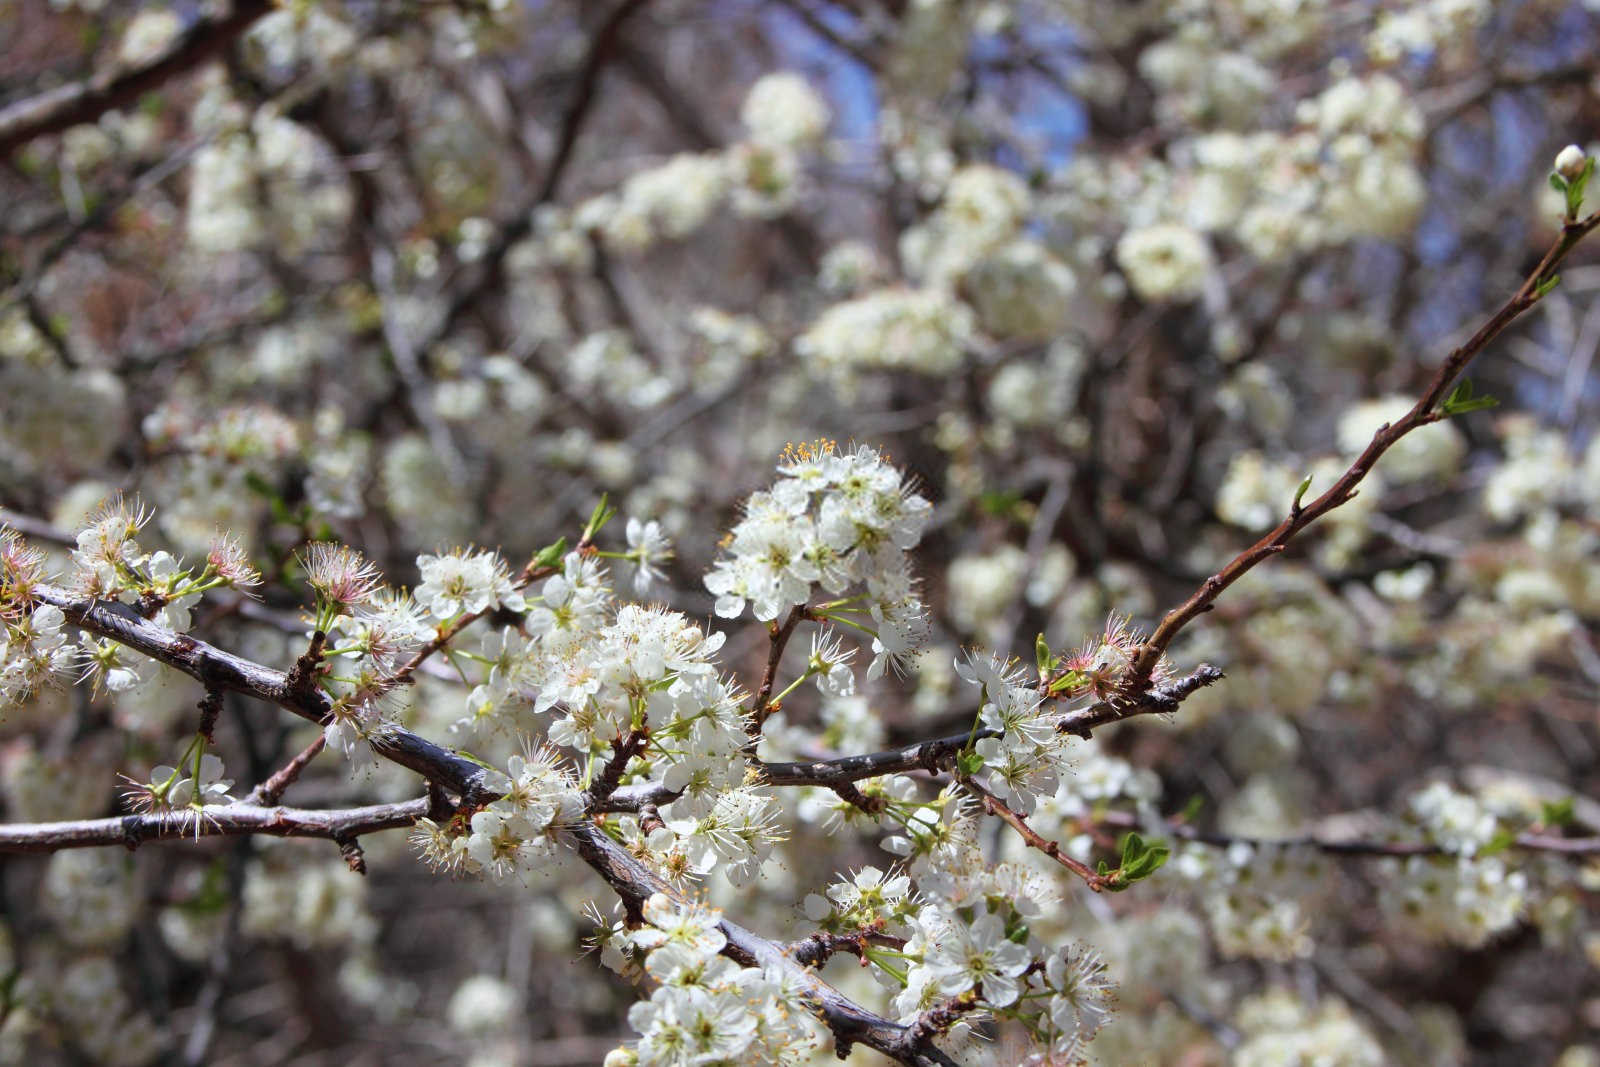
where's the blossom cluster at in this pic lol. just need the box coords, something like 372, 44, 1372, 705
704, 442, 932, 679
603, 894, 819, 1066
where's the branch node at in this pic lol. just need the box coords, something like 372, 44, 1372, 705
335, 833, 367, 875
196, 686, 223, 743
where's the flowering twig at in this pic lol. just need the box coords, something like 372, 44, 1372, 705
1120, 209, 1600, 692
959, 777, 1114, 893
565, 820, 959, 1067
18, 584, 953, 1066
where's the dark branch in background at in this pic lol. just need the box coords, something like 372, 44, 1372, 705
426, 0, 654, 348
1120, 211, 1600, 691
1089, 808, 1600, 858
0, 0, 275, 159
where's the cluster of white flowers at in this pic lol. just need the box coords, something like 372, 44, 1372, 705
1408, 781, 1502, 855
415, 548, 525, 621
959, 651, 1071, 816
1173, 842, 1330, 961
795, 286, 975, 379
704, 443, 932, 679
900, 163, 1032, 287
414, 749, 584, 880
568, 72, 830, 255
604, 894, 818, 1066
1380, 853, 1529, 947
1115, 222, 1215, 302
1232, 990, 1384, 1067
740, 72, 831, 148
0, 534, 71, 699
795, 857, 1111, 1059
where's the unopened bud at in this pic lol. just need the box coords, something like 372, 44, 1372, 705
1555, 144, 1588, 182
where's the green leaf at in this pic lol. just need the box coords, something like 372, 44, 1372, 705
1116, 831, 1170, 883
1535, 273, 1561, 298
956, 750, 985, 778
1540, 797, 1575, 828
531, 536, 568, 571
1035, 633, 1053, 675
1476, 827, 1517, 858
582, 494, 616, 542
1565, 157, 1595, 218
1440, 378, 1499, 417
1180, 794, 1206, 822
1292, 474, 1313, 511
1550, 171, 1569, 195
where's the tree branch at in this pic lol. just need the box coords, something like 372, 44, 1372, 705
1120, 211, 1600, 691
0, 1, 275, 159
0, 797, 427, 853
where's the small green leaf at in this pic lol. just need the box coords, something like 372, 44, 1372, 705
1292, 474, 1313, 511
1476, 827, 1517, 858
454, 749, 497, 770
531, 536, 568, 571
1116, 831, 1170, 883
1550, 171, 1569, 195
1535, 274, 1561, 298
581, 494, 616, 542
956, 750, 985, 778
1565, 157, 1595, 218
1440, 378, 1499, 417
1540, 797, 1575, 828
1180, 794, 1206, 822
1035, 633, 1053, 675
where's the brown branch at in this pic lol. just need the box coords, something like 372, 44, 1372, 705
752, 604, 808, 732
426, 0, 655, 347
1120, 210, 1600, 691
0, 797, 428, 853
0, 0, 275, 159
787, 924, 905, 969
29, 584, 496, 799
246, 733, 327, 806
960, 777, 1113, 892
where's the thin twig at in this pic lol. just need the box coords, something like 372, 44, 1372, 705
1120, 210, 1600, 691
960, 777, 1113, 892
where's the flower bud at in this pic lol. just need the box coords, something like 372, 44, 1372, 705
1554, 144, 1588, 181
